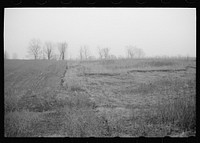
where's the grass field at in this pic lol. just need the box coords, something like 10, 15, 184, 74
4, 58, 196, 137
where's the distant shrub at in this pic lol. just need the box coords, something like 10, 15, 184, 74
69, 84, 85, 92
100, 60, 116, 65
144, 60, 175, 67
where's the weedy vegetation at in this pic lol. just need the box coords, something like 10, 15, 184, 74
4, 58, 196, 137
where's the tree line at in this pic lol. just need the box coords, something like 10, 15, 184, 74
27, 39, 67, 60
4, 38, 147, 60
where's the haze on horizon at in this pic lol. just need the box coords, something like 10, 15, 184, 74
4, 8, 196, 59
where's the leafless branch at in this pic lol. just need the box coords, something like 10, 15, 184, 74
27, 39, 41, 60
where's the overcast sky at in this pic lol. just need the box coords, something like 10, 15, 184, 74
4, 8, 196, 59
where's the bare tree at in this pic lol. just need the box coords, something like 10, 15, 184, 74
98, 47, 110, 59
80, 46, 84, 60
83, 45, 89, 60
28, 39, 42, 60
4, 51, 9, 59
58, 42, 67, 60
137, 48, 145, 58
80, 45, 90, 60
44, 42, 54, 60
126, 45, 136, 59
126, 45, 145, 59
98, 47, 104, 59
102, 48, 110, 59
12, 53, 18, 59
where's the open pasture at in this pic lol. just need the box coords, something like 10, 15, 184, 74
4, 58, 196, 137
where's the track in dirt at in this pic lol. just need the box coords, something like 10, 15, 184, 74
83, 73, 120, 77
127, 66, 195, 74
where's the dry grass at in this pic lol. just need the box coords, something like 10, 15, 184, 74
157, 95, 196, 131
137, 79, 196, 136
59, 108, 109, 137
4, 110, 42, 137
4, 58, 196, 137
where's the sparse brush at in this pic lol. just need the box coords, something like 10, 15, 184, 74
4, 110, 41, 137
64, 92, 96, 110
69, 84, 85, 92
157, 97, 196, 131
4, 58, 195, 137
144, 60, 176, 67
16, 90, 66, 112
4, 95, 19, 113
58, 107, 110, 137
